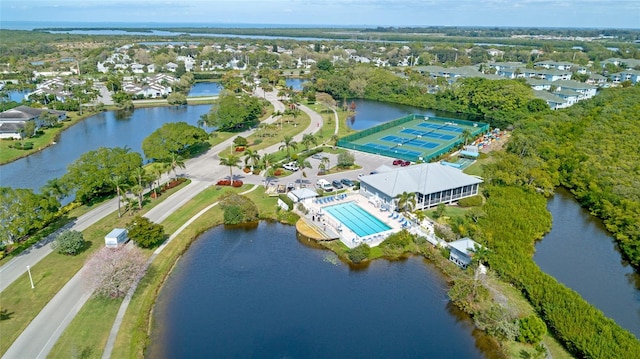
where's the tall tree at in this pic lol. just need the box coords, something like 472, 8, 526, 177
279, 135, 298, 159
243, 148, 261, 171
219, 153, 240, 181
396, 191, 416, 214
301, 133, 318, 150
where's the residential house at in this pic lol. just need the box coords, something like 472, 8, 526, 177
165, 62, 178, 72
619, 70, 640, 84
535, 60, 576, 71
525, 78, 552, 91
553, 80, 598, 99
448, 237, 483, 269
533, 90, 569, 110
0, 106, 66, 139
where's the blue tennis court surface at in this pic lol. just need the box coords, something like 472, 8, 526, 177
323, 201, 391, 237
363, 143, 422, 157
380, 135, 439, 149
417, 122, 464, 133
400, 128, 456, 141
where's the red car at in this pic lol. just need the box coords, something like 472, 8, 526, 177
400, 160, 410, 167
392, 159, 403, 165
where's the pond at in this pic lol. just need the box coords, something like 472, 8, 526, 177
4, 90, 30, 102
0, 105, 212, 192
188, 82, 222, 97
149, 222, 487, 358
285, 78, 308, 91
534, 188, 640, 338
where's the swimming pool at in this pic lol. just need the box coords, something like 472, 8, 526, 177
323, 202, 391, 237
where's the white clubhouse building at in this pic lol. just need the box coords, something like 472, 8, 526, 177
358, 163, 483, 211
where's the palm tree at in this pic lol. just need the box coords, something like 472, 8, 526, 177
301, 133, 318, 151
151, 163, 168, 197
132, 167, 151, 209
279, 135, 298, 159
320, 156, 330, 174
111, 175, 127, 217
461, 129, 473, 146
295, 157, 312, 183
219, 153, 240, 181
166, 153, 186, 180
243, 148, 261, 172
396, 191, 416, 214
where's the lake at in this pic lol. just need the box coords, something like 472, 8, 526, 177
188, 82, 222, 97
285, 78, 308, 91
148, 222, 486, 358
0, 105, 212, 192
534, 188, 640, 338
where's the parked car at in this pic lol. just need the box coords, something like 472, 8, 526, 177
283, 162, 299, 171
341, 179, 354, 187
393, 159, 403, 165
400, 160, 410, 167
332, 180, 344, 189
311, 153, 324, 160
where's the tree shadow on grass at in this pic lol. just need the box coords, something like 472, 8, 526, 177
0, 308, 15, 320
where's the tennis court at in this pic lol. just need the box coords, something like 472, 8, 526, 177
338, 114, 489, 162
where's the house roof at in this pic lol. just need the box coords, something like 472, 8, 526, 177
449, 237, 482, 256
554, 79, 597, 90
533, 90, 566, 105
0, 122, 24, 133
359, 163, 483, 198
0, 106, 64, 122
289, 188, 318, 201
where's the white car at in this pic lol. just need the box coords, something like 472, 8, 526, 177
283, 162, 299, 171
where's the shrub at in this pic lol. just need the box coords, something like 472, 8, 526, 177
51, 230, 84, 256
232, 180, 243, 187
517, 315, 547, 344
458, 195, 483, 207
347, 243, 371, 263
127, 216, 166, 248
243, 167, 251, 173
220, 194, 259, 225
274, 169, 282, 176
216, 179, 231, 186
380, 230, 411, 249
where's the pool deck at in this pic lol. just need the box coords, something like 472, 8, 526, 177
301, 191, 438, 249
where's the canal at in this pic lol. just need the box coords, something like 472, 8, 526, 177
534, 188, 640, 338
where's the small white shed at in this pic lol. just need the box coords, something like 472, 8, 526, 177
105, 228, 128, 248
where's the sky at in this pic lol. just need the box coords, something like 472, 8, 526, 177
1, 0, 639, 29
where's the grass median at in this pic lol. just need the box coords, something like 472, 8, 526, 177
0, 181, 189, 356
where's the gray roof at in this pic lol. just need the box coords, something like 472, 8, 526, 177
533, 90, 566, 104
0, 122, 24, 133
289, 188, 318, 200
449, 237, 482, 256
554, 79, 597, 90
359, 163, 483, 198
0, 106, 64, 121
